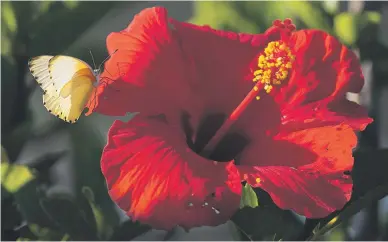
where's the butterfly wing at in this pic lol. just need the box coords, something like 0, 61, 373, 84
48, 55, 95, 93
28, 55, 96, 123
29, 55, 54, 90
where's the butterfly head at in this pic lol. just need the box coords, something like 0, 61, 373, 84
93, 68, 101, 78
90, 49, 118, 86
92, 68, 101, 87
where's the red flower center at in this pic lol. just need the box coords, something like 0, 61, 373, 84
182, 113, 249, 162
199, 22, 296, 158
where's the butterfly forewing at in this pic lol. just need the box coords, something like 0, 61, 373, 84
28, 55, 54, 90
48, 56, 95, 93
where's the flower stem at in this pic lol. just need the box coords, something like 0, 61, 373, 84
199, 83, 262, 157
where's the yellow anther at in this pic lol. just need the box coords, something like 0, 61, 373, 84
255, 177, 261, 184
286, 62, 292, 69
251, 40, 295, 95
253, 70, 263, 76
264, 85, 273, 93
255, 96, 261, 100
253, 86, 259, 91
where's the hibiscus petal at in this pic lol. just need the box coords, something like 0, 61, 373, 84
238, 124, 356, 217
280, 98, 372, 132
168, 18, 269, 115
86, 7, 197, 118
102, 116, 241, 230
275, 29, 372, 130
238, 166, 351, 218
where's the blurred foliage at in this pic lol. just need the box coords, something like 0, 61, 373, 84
1, 1, 151, 241
1, 0, 388, 241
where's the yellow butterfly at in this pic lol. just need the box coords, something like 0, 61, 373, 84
28, 51, 116, 123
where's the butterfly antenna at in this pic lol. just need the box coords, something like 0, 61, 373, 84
97, 49, 118, 71
89, 49, 97, 70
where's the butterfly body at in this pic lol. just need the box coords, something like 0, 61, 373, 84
28, 55, 97, 123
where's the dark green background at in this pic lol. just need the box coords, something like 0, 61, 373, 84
1, 1, 388, 241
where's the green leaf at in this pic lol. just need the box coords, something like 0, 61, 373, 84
70, 120, 120, 229
333, 12, 380, 47
28, 2, 117, 56
362, 11, 381, 25
36, 1, 56, 15
28, 224, 63, 240
233, 189, 303, 240
189, 1, 259, 34
271, 1, 331, 31
0, 56, 18, 131
1, 2, 17, 58
2, 118, 33, 162
16, 238, 30, 241
40, 195, 97, 240
28, 151, 68, 186
307, 182, 388, 240
1, 146, 10, 164
6, 177, 52, 227
62, 1, 79, 10
240, 184, 259, 209
82, 186, 113, 240
2, 1, 18, 33
1, 162, 35, 193
1, 196, 22, 230
321, 0, 339, 15
334, 13, 359, 46
60, 233, 70, 241
233, 206, 303, 241
222, 1, 331, 34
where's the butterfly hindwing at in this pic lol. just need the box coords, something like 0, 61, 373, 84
43, 78, 95, 123
28, 55, 97, 123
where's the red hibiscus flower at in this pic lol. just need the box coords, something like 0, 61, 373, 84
87, 7, 373, 230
